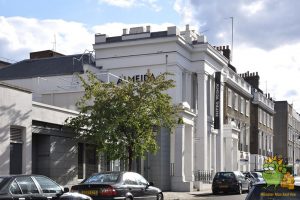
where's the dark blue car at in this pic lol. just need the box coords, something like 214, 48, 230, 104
71, 171, 163, 200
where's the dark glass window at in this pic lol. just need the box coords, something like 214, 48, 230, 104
133, 173, 148, 186
123, 172, 138, 185
34, 176, 62, 194
9, 180, 22, 194
16, 177, 39, 194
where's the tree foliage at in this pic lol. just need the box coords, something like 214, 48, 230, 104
66, 71, 180, 170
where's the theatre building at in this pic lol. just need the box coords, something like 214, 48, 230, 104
0, 25, 254, 192
93, 25, 252, 191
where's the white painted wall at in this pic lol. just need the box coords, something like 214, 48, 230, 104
0, 83, 32, 174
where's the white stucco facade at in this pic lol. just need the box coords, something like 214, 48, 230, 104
0, 82, 81, 187
93, 25, 233, 191
0, 83, 33, 175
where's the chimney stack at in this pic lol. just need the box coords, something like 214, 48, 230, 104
146, 25, 151, 32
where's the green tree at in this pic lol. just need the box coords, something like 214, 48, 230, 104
66, 71, 180, 170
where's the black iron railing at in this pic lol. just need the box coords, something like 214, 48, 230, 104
194, 170, 213, 183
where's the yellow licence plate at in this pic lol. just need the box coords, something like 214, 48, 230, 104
81, 190, 98, 196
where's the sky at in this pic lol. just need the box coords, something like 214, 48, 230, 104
1, 0, 300, 111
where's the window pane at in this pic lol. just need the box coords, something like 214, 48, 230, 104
16, 177, 39, 194
10, 180, 22, 194
123, 172, 138, 185
34, 176, 62, 194
85, 172, 119, 183
134, 173, 148, 186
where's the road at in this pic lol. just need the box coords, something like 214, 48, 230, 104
190, 193, 248, 200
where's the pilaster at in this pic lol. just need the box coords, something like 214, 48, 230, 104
195, 72, 208, 170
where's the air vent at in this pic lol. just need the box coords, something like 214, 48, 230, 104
10, 127, 23, 143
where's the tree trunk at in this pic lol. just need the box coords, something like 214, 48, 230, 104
128, 147, 133, 171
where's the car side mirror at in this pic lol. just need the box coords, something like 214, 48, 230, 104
64, 187, 70, 193
149, 182, 154, 186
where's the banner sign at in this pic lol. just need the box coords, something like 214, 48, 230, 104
214, 72, 221, 129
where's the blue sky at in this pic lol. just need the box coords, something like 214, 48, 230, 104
1, 0, 300, 111
0, 0, 179, 26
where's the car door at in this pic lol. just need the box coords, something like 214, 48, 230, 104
32, 176, 64, 200
10, 179, 31, 200
15, 176, 47, 200
134, 173, 156, 200
122, 172, 141, 199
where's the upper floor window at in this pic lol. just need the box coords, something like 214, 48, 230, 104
234, 93, 238, 111
240, 97, 244, 114
228, 89, 232, 108
259, 108, 262, 123
245, 100, 250, 116
270, 116, 273, 129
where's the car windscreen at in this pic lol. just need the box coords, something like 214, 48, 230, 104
84, 173, 120, 184
247, 184, 300, 200
214, 172, 235, 179
252, 172, 263, 178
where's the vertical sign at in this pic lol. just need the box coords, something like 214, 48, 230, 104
214, 72, 221, 129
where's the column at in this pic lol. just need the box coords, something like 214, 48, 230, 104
184, 125, 194, 181
186, 72, 192, 106
195, 72, 208, 170
225, 137, 233, 171
171, 124, 192, 191
233, 139, 239, 171
212, 134, 217, 174
207, 76, 212, 171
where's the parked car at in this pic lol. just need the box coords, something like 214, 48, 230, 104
212, 171, 251, 195
245, 182, 300, 199
243, 171, 265, 186
0, 174, 91, 199
71, 171, 163, 200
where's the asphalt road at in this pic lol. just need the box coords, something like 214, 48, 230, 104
188, 193, 248, 200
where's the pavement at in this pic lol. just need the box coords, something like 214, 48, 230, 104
164, 189, 212, 200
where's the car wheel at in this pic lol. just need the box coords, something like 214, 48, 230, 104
157, 192, 163, 200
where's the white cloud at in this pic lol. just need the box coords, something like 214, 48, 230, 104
233, 42, 300, 111
98, 0, 162, 11
99, 0, 136, 8
173, 0, 200, 29
241, 0, 265, 16
0, 16, 174, 61
0, 16, 94, 61
92, 22, 174, 36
